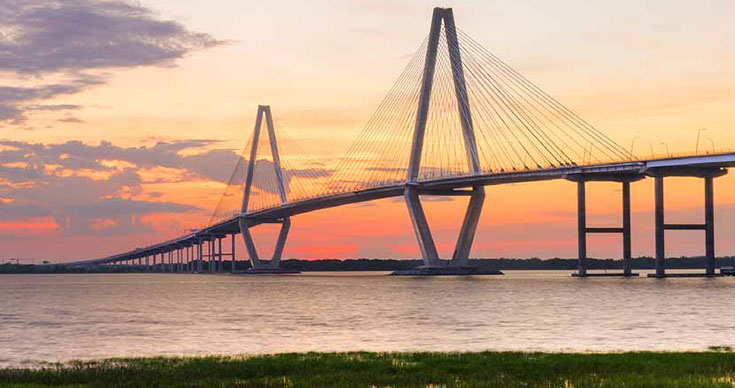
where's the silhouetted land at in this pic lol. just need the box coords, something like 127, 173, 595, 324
3, 256, 735, 273
2, 351, 735, 388
278, 257, 735, 272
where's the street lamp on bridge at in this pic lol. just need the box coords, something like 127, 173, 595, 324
696, 128, 707, 154
630, 136, 641, 158
660, 142, 670, 157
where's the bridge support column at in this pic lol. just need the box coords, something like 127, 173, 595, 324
205, 240, 214, 273
623, 182, 633, 276
213, 239, 218, 272
567, 174, 642, 277
197, 240, 203, 273
396, 186, 495, 275
655, 177, 664, 277
211, 239, 216, 272
647, 168, 725, 278
206, 240, 211, 272
404, 186, 440, 267
186, 246, 191, 272
231, 234, 236, 274
576, 181, 587, 276
395, 8, 493, 276
237, 105, 296, 274
705, 176, 715, 275
217, 237, 223, 273
238, 218, 296, 274
452, 187, 485, 266
622, 181, 632, 276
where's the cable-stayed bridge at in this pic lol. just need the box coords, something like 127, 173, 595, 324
75, 8, 735, 277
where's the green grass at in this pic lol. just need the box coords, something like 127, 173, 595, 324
2, 351, 735, 388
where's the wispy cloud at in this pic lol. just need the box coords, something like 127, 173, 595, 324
0, 0, 223, 126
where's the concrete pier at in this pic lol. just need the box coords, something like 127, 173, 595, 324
647, 168, 726, 278
622, 181, 632, 276
705, 176, 715, 275
218, 237, 223, 273
568, 173, 641, 277
197, 240, 203, 273
230, 234, 236, 274
655, 176, 665, 277
576, 181, 587, 276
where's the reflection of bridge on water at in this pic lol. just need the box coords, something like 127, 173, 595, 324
74, 8, 735, 278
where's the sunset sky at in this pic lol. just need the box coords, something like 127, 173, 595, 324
2, 0, 735, 263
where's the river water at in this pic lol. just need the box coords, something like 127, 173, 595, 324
1, 271, 734, 366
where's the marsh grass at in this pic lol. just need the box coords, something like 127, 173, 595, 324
2, 351, 735, 388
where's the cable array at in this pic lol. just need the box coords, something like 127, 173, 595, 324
320, 25, 631, 195
208, 117, 331, 224
209, 24, 632, 222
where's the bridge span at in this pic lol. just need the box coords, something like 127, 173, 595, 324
71, 8, 735, 278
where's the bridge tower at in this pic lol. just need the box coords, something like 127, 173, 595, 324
398, 7, 494, 275
238, 105, 296, 274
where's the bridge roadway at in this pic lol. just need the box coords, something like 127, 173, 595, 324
74, 152, 735, 270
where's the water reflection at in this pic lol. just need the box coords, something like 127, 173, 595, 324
0, 271, 733, 366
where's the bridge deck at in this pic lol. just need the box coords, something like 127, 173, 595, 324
71, 153, 735, 266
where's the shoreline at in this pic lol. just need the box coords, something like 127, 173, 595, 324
5, 257, 735, 275
2, 350, 735, 387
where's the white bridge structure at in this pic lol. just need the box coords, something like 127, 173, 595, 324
74, 8, 735, 277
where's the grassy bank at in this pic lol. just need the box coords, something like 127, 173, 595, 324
2, 351, 735, 388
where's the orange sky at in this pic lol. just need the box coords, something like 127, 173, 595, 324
2, 0, 735, 263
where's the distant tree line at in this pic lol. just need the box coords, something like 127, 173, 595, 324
280, 257, 735, 271
3, 256, 735, 274
0, 264, 141, 274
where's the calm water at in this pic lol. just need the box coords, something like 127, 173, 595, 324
1, 271, 734, 366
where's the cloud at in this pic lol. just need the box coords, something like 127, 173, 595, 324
0, 77, 104, 103
0, 139, 220, 236
56, 115, 84, 124
0, 139, 333, 235
0, 167, 198, 236
0, 138, 333, 185
0, 76, 103, 124
0, 0, 222, 73
0, 73, 105, 124
0, 105, 22, 123
0, 139, 225, 177
0, 0, 222, 125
